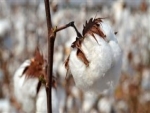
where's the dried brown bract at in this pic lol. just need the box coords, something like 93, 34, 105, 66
64, 55, 70, 78
77, 49, 89, 66
71, 37, 89, 67
82, 18, 106, 40
64, 55, 70, 71
23, 48, 46, 79
20, 48, 57, 92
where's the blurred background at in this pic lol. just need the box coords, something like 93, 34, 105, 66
0, 0, 150, 113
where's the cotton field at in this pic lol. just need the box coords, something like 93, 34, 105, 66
0, 0, 150, 113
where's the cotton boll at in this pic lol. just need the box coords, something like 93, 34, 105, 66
82, 92, 97, 112
69, 36, 113, 93
14, 59, 59, 113
13, 60, 39, 113
68, 21, 122, 94
97, 97, 114, 113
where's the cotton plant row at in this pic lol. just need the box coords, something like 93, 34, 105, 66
108, 0, 150, 77
0, 6, 148, 113
0, 1, 149, 113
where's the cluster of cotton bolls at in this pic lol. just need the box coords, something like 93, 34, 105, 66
0, 0, 150, 113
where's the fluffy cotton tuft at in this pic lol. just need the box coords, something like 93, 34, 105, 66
68, 22, 122, 94
13, 60, 38, 113
97, 97, 114, 113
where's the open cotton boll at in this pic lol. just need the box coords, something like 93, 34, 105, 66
69, 36, 113, 93
67, 18, 122, 94
14, 49, 58, 112
97, 97, 114, 113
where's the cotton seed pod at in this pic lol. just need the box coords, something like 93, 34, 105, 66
65, 18, 122, 94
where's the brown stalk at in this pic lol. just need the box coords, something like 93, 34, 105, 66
44, 0, 53, 112
44, 0, 81, 113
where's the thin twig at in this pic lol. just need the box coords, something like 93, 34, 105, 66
71, 22, 82, 37
55, 21, 74, 33
55, 21, 82, 38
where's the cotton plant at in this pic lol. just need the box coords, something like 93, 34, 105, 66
13, 48, 57, 113
65, 17, 122, 94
